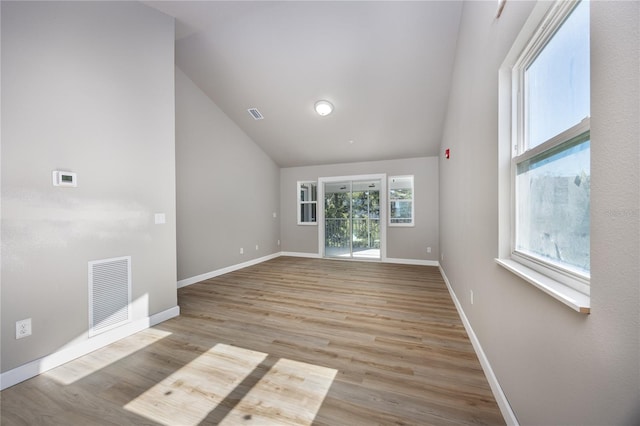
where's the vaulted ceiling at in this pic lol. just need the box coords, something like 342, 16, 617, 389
145, 1, 463, 167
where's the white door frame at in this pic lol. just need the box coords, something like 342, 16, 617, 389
318, 174, 387, 261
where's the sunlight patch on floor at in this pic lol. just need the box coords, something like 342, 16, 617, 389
124, 343, 265, 425
44, 328, 172, 385
124, 343, 337, 426
219, 358, 337, 425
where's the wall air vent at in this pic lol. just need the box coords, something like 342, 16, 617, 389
88, 256, 131, 337
248, 108, 264, 120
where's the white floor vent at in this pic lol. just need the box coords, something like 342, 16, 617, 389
88, 256, 131, 337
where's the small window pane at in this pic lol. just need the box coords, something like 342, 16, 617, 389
300, 183, 317, 202
516, 135, 590, 275
389, 177, 413, 197
390, 200, 412, 224
526, 0, 590, 148
300, 203, 316, 223
390, 187, 412, 200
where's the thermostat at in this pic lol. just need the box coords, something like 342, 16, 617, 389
52, 171, 77, 187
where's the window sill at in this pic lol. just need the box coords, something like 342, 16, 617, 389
495, 258, 590, 314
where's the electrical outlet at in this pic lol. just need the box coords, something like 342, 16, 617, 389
154, 213, 166, 224
255, 244, 259, 251
470, 290, 474, 305
16, 318, 32, 339
441, 253, 444, 261
240, 247, 244, 254
277, 240, 280, 246
427, 246, 431, 254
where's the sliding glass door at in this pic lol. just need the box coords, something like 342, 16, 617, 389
323, 179, 381, 260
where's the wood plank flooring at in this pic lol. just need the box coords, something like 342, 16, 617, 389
0, 257, 504, 425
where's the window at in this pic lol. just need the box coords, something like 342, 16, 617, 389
498, 0, 590, 312
388, 176, 414, 226
297, 181, 317, 225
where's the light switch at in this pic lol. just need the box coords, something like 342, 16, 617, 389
154, 213, 166, 224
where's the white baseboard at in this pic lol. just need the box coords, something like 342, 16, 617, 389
177, 252, 281, 288
0, 305, 180, 391
279, 251, 321, 259
385, 257, 439, 266
438, 265, 519, 426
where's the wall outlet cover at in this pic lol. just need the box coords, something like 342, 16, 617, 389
16, 318, 32, 339
154, 213, 166, 224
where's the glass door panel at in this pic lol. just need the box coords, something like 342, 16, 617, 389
324, 181, 351, 258
352, 180, 380, 259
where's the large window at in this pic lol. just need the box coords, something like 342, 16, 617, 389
498, 0, 590, 310
388, 176, 414, 226
297, 181, 317, 225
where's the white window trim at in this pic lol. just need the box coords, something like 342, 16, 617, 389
497, 0, 590, 314
388, 175, 415, 227
297, 180, 317, 226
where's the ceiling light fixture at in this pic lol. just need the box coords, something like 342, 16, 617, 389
314, 100, 333, 116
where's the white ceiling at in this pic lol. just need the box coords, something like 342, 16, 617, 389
144, 1, 463, 167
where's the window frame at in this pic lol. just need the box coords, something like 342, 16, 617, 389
511, 119, 591, 295
388, 175, 414, 227
297, 181, 317, 225
497, 0, 591, 313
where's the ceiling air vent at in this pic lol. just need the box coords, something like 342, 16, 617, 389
247, 108, 264, 120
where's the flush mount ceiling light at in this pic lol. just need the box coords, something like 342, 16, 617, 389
314, 100, 333, 116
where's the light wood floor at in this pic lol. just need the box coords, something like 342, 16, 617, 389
0, 257, 504, 425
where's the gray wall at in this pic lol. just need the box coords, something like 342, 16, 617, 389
439, 1, 639, 424
1, 2, 177, 372
175, 68, 280, 281
280, 157, 439, 261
